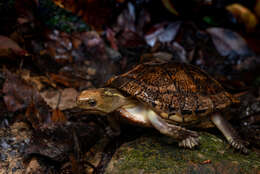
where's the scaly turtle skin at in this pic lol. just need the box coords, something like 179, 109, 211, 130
76, 61, 248, 153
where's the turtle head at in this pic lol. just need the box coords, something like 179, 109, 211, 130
76, 88, 128, 115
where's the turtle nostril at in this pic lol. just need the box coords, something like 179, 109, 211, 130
76, 98, 82, 105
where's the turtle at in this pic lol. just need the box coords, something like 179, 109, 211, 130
76, 61, 248, 153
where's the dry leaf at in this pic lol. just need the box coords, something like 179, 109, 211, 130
106, 28, 118, 51
50, 73, 72, 87
145, 22, 181, 47
51, 108, 67, 123
226, 3, 258, 32
117, 30, 146, 48
40, 88, 78, 110
25, 102, 41, 129
20, 69, 56, 90
3, 70, 36, 112
207, 27, 253, 57
0, 35, 27, 57
52, 0, 112, 29
3, 69, 52, 127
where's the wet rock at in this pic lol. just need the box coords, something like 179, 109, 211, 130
105, 132, 260, 174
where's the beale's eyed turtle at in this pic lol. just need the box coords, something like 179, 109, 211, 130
76, 61, 248, 153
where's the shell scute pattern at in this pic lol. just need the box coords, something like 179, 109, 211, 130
108, 62, 237, 124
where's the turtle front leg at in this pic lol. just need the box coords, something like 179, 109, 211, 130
106, 115, 121, 137
147, 110, 199, 149
211, 113, 248, 153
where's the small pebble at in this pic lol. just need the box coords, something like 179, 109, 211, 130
0, 153, 8, 161
0, 140, 11, 149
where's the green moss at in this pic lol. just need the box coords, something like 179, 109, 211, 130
106, 132, 260, 174
38, 0, 89, 33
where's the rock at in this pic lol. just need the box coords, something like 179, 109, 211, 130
105, 132, 260, 174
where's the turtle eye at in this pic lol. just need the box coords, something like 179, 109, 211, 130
88, 99, 97, 107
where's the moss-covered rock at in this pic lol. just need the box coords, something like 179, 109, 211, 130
106, 132, 260, 174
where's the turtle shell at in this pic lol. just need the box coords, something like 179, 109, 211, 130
107, 61, 239, 125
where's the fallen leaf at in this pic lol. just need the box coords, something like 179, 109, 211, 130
20, 69, 56, 90
69, 155, 81, 174
25, 122, 102, 162
49, 74, 72, 87
80, 31, 108, 61
3, 70, 35, 112
25, 102, 42, 129
206, 27, 253, 57
116, 2, 136, 32
3, 69, 51, 126
40, 88, 78, 110
51, 108, 67, 123
171, 42, 187, 62
106, 28, 118, 51
117, 30, 146, 48
226, 3, 258, 32
52, 0, 112, 29
145, 22, 181, 47
0, 35, 27, 57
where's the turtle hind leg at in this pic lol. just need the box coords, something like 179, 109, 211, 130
146, 110, 199, 149
211, 113, 248, 153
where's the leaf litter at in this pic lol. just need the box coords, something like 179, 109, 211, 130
0, 0, 260, 173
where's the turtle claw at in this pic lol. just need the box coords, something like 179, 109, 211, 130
179, 135, 200, 149
228, 139, 249, 154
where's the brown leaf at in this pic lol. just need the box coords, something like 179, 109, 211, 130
20, 69, 56, 90
0, 35, 27, 57
3, 70, 35, 112
3, 69, 52, 126
69, 155, 81, 174
116, 3, 136, 32
40, 88, 78, 110
80, 31, 108, 60
106, 28, 118, 51
25, 102, 41, 129
52, 0, 112, 29
51, 108, 67, 123
49, 73, 72, 87
117, 30, 146, 48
